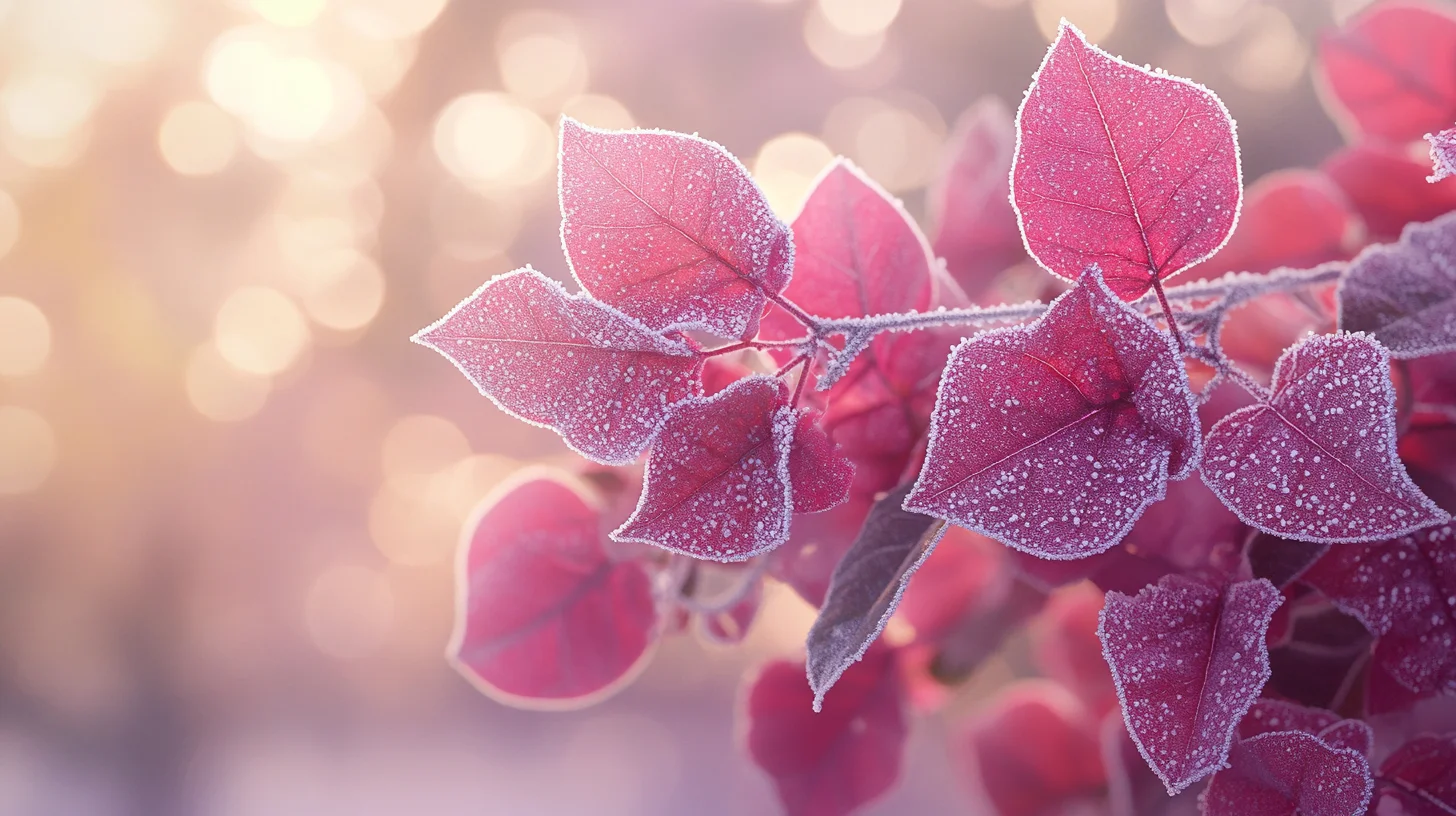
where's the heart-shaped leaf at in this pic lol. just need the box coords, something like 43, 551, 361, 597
905, 266, 1202, 559
613, 375, 795, 561
1011, 21, 1241, 299
1339, 211, 1456, 359
1098, 575, 1282, 794
1370, 733, 1456, 815
1199, 730, 1372, 816
1201, 333, 1449, 543
1318, 2, 1456, 143
559, 117, 792, 339
450, 471, 659, 708
412, 267, 703, 465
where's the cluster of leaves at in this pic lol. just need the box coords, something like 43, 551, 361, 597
415, 6, 1456, 815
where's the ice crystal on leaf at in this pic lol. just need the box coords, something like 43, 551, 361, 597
905, 266, 1201, 559
412, 267, 702, 466
1428, 126, 1456, 183
450, 472, 658, 707
613, 375, 794, 561
1199, 730, 1372, 816
1011, 21, 1241, 300
1339, 211, 1456, 359
1097, 575, 1282, 794
1201, 333, 1449, 543
558, 117, 793, 339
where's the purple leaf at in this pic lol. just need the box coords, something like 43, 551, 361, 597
613, 375, 795, 561
1199, 730, 1372, 816
1338, 211, 1456, 359
806, 483, 946, 711
1238, 699, 1372, 756
1428, 126, 1456, 183
1201, 333, 1450, 543
412, 267, 702, 465
1011, 21, 1241, 299
1098, 576, 1283, 794
1370, 733, 1456, 816
905, 265, 1201, 559
559, 117, 792, 339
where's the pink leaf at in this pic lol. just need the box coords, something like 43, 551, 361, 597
412, 267, 703, 465
744, 645, 907, 816
558, 117, 792, 339
1339, 211, 1456, 359
1199, 730, 1372, 816
894, 525, 1008, 645
1098, 575, 1283, 794
1201, 333, 1450, 543
770, 492, 875, 607
928, 96, 1026, 299
1370, 733, 1456, 815
1011, 21, 1241, 300
1031, 583, 1118, 716
1322, 143, 1456, 240
450, 471, 659, 707
1301, 523, 1456, 697
905, 266, 1202, 559
789, 410, 854, 514
1428, 126, 1456, 182
1317, 2, 1456, 143
1191, 169, 1362, 281
613, 375, 795, 561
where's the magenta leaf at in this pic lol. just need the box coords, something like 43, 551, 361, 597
1011, 21, 1241, 299
450, 471, 659, 707
558, 117, 792, 339
1339, 212, 1456, 359
745, 645, 906, 816
1322, 143, 1456, 241
928, 96, 1026, 298
1191, 169, 1361, 281
1301, 523, 1456, 697
806, 483, 946, 711
412, 267, 702, 465
904, 266, 1201, 559
1199, 730, 1372, 816
1429, 126, 1456, 183
1098, 575, 1283, 794
788, 410, 854, 514
1201, 333, 1450, 543
1238, 699, 1341, 741
1031, 583, 1118, 716
1371, 733, 1456, 815
613, 375, 795, 561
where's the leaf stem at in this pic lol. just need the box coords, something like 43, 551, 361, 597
701, 338, 810, 358
767, 292, 821, 331
1150, 276, 1187, 353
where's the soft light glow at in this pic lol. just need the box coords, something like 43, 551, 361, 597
498, 15, 589, 104
560, 94, 635, 130
0, 297, 51, 377
252, 0, 328, 27
337, 0, 450, 40
2, 72, 96, 141
1226, 6, 1308, 92
432, 92, 555, 188
213, 286, 311, 376
822, 95, 945, 192
0, 406, 55, 495
430, 181, 524, 260
381, 414, 471, 486
752, 133, 835, 220
1165, 0, 1252, 47
158, 101, 238, 176
297, 252, 386, 331
1033, 0, 1118, 42
185, 343, 271, 422
803, 6, 886, 70
25, 0, 169, 66
816, 0, 903, 37
368, 484, 459, 565
205, 30, 339, 143
305, 563, 394, 659
0, 190, 18, 260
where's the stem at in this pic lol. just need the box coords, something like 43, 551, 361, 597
790, 356, 812, 407
768, 292, 820, 331
701, 338, 810, 357
1150, 276, 1186, 353
673, 556, 768, 616
775, 353, 809, 378
1188, 344, 1271, 402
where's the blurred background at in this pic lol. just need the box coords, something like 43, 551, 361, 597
0, 0, 1378, 813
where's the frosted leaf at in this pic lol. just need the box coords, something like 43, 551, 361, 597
1012, 21, 1241, 299
1339, 211, 1456, 359
412, 267, 702, 466
1199, 730, 1372, 816
1301, 523, 1456, 696
1191, 169, 1362, 281
1098, 575, 1282, 794
1370, 733, 1456, 815
787, 409, 854, 514
450, 471, 658, 708
612, 375, 795, 562
905, 266, 1202, 560
1237, 698, 1372, 756
1200, 333, 1449, 543
806, 483, 946, 712
1428, 126, 1456, 182
558, 117, 793, 339
745, 645, 906, 816
1318, 3, 1456, 143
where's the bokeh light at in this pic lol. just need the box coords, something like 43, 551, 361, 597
817, 0, 903, 37
157, 100, 238, 176
251, 0, 327, 28
496, 12, 588, 107
213, 286, 311, 376
1166, 0, 1253, 47
336, 0, 449, 40
432, 92, 555, 188
1033, 0, 1119, 42
0, 191, 19, 260
0, 405, 55, 495
1226, 5, 1309, 92
305, 563, 395, 659
752, 132, 835, 220
822, 94, 946, 192
0, 296, 50, 377
185, 342, 271, 422
803, 6, 887, 70
560, 93, 635, 130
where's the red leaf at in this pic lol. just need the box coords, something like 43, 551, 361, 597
1370, 733, 1456, 815
1098, 576, 1282, 794
962, 680, 1107, 816
450, 471, 658, 707
928, 96, 1026, 299
1317, 2, 1456, 143
1322, 143, 1456, 240
1429, 126, 1456, 182
1031, 583, 1118, 716
558, 117, 792, 339
1011, 21, 1241, 299
701, 354, 753, 395
1199, 730, 1372, 816
1339, 211, 1456, 359
1191, 169, 1362, 281
412, 267, 703, 465
744, 645, 907, 816
613, 375, 795, 561
1201, 333, 1449, 543
895, 525, 1008, 645
770, 492, 875, 607
905, 266, 1201, 559
1301, 522, 1456, 697
789, 410, 854, 514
